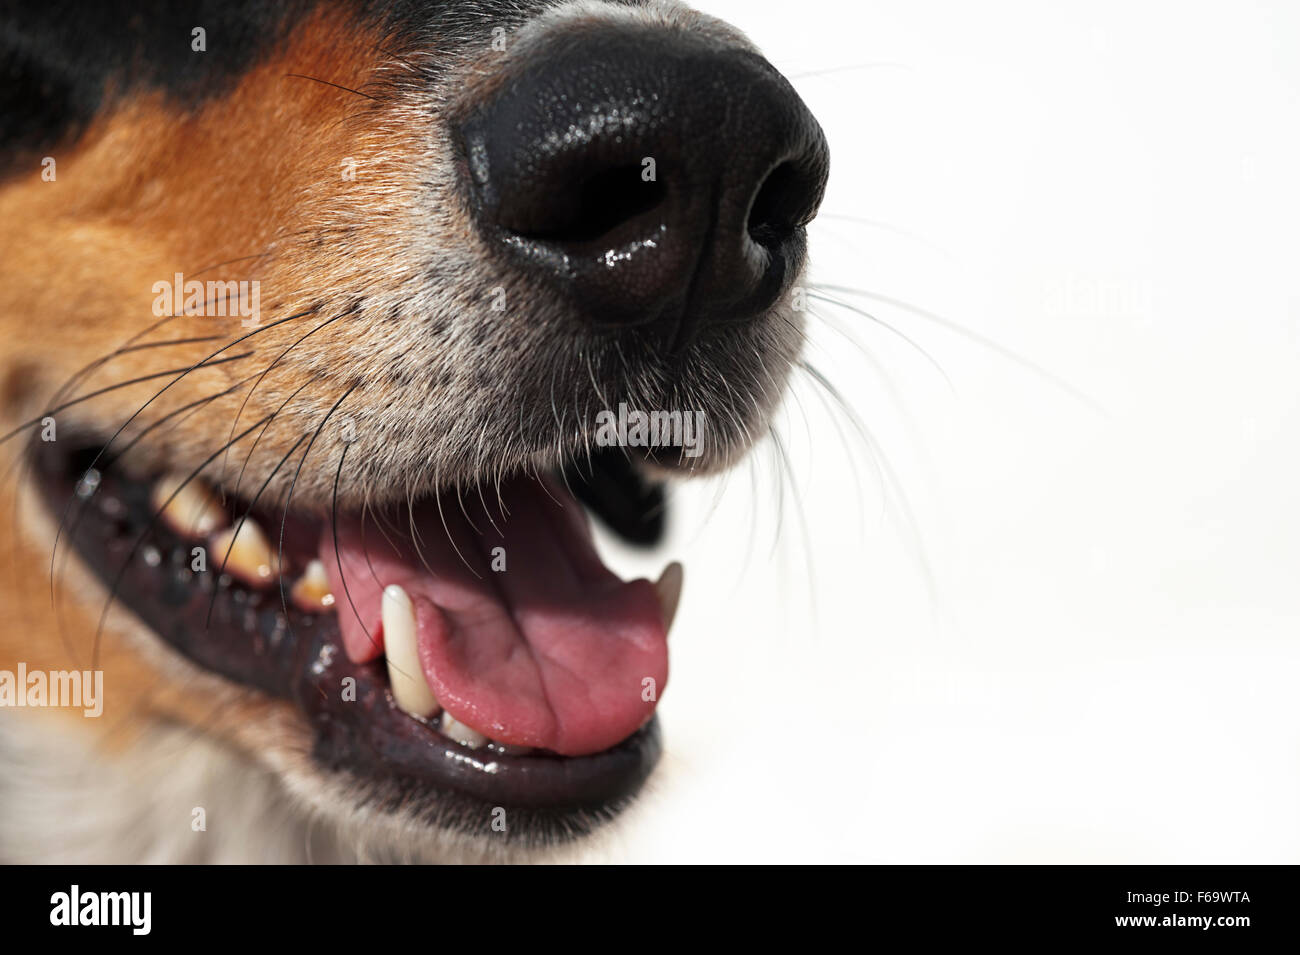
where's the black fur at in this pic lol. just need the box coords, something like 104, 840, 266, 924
0, 0, 651, 175
0, 0, 311, 171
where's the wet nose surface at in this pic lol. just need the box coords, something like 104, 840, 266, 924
458, 25, 829, 345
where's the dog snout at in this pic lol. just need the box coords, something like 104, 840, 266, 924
459, 25, 830, 342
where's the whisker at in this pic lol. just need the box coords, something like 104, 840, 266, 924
50, 374, 261, 621
813, 283, 1107, 413
798, 358, 940, 609
228, 375, 323, 508
473, 466, 504, 540
372, 43, 435, 79
31, 312, 187, 424
219, 305, 349, 487
329, 441, 377, 648
113, 335, 227, 352
454, 481, 485, 538
205, 431, 309, 630
185, 251, 274, 280
768, 422, 820, 631
812, 213, 955, 260
430, 469, 482, 581
204, 375, 323, 627
406, 476, 443, 582
0, 353, 252, 447
807, 290, 954, 389
369, 497, 409, 562
276, 382, 360, 631
788, 61, 911, 80
90, 414, 276, 667
43, 352, 257, 609
13, 305, 314, 459
44, 310, 317, 615
282, 72, 377, 100
358, 499, 386, 587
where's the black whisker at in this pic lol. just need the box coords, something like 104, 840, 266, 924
358, 499, 386, 588
50, 374, 260, 619
113, 335, 227, 353
276, 382, 360, 632
330, 441, 376, 648
0, 353, 252, 447
89, 414, 276, 668
43, 306, 317, 579
219, 306, 355, 486
283, 72, 377, 100
204, 432, 308, 630
228, 374, 322, 509
203, 374, 322, 627
185, 251, 274, 280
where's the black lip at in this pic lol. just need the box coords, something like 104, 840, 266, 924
33, 438, 662, 835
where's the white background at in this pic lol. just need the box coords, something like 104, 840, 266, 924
592, 0, 1300, 862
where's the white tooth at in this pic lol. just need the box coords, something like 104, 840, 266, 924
654, 561, 684, 631
152, 473, 227, 538
440, 712, 489, 749
210, 518, 280, 585
291, 559, 335, 611
382, 584, 440, 719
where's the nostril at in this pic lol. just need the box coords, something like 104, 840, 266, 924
514, 165, 667, 244
747, 161, 817, 247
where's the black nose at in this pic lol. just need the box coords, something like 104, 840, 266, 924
458, 26, 829, 344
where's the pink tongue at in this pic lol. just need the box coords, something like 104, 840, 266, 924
319, 477, 667, 757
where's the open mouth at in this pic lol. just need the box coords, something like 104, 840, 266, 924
33, 437, 683, 839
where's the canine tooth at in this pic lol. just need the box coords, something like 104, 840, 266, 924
441, 712, 489, 749
382, 585, 440, 718
291, 559, 336, 610
654, 561, 684, 631
152, 473, 227, 538
210, 519, 280, 584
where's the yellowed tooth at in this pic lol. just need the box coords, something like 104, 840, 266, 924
152, 473, 227, 538
210, 519, 280, 585
382, 584, 441, 719
291, 559, 335, 611
654, 561, 684, 632
440, 712, 489, 749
